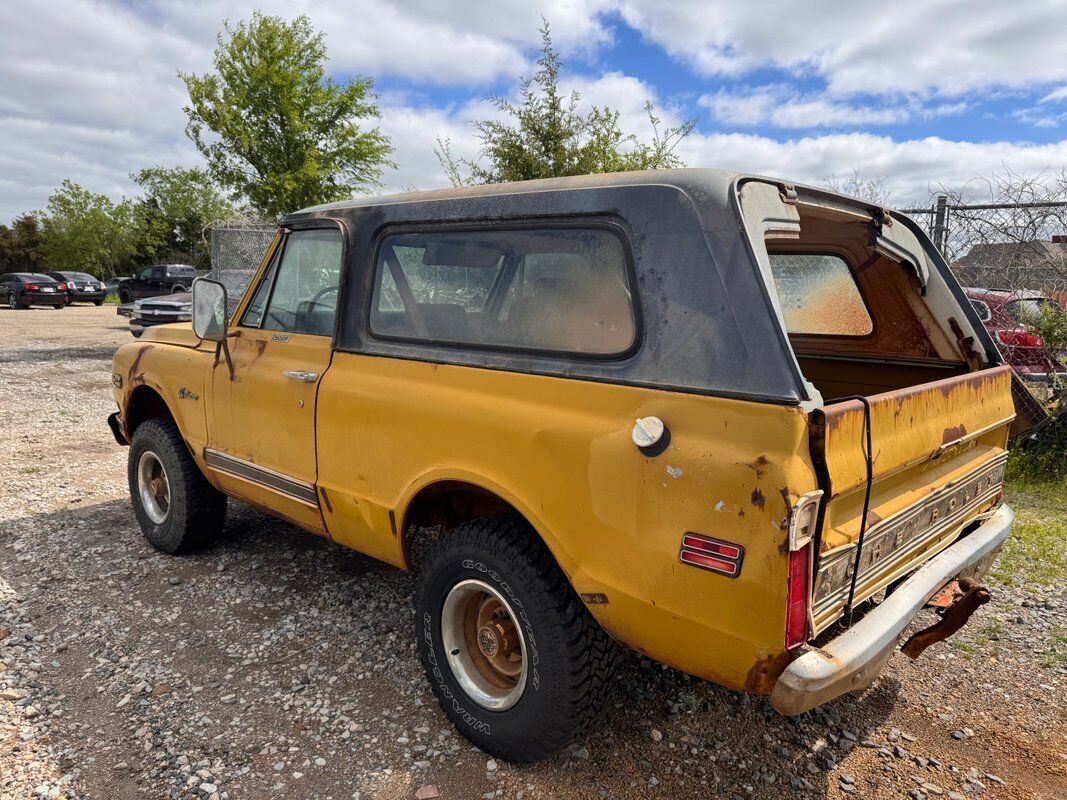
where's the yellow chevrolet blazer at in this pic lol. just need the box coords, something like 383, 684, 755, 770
108, 170, 1015, 762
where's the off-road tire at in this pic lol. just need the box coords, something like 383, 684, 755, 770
128, 418, 227, 554
415, 516, 618, 762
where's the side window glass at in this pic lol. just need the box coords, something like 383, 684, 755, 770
152, 267, 167, 280
240, 252, 280, 328
139, 267, 154, 280
261, 229, 343, 336
370, 227, 636, 355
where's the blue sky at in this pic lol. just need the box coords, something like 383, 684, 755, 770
2, 0, 1066, 221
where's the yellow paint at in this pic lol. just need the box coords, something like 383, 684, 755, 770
315, 353, 818, 690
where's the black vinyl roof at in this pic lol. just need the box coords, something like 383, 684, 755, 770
282, 169, 806, 404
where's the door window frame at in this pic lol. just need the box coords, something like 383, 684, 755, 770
234, 220, 349, 341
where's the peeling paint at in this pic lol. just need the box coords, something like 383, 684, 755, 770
666, 465, 683, 479
714, 500, 725, 512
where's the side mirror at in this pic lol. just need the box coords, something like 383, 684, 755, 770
192, 278, 228, 342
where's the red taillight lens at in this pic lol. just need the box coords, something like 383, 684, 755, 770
24, 283, 38, 291
679, 533, 744, 578
57, 283, 67, 290
786, 545, 811, 649
996, 329, 1044, 348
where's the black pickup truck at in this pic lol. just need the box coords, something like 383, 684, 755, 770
116, 264, 198, 303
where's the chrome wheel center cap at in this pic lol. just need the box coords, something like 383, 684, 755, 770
477, 626, 499, 657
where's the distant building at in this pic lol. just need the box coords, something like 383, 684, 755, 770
951, 237, 1067, 298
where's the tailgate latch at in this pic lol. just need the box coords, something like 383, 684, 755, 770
901, 577, 990, 659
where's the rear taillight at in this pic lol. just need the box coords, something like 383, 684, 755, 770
786, 490, 823, 650
57, 283, 67, 290
786, 548, 811, 649
996, 329, 1044, 348
24, 283, 38, 291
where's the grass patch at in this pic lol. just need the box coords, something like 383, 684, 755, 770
993, 479, 1067, 588
1042, 626, 1067, 669
104, 294, 121, 305
18, 466, 42, 475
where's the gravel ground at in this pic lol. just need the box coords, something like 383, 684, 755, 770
1, 304, 1065, 800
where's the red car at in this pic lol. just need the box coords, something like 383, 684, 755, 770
964, 287, 1065, 382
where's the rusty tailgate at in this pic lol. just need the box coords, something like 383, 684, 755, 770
808, 365, 1015, 628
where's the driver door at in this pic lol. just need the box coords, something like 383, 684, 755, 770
205, 227, 344, 534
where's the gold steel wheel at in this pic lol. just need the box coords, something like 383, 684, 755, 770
441, 578, 528, 710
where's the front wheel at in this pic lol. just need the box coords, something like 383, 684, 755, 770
128, 418, 227, 553
118, 288, 132, 304
415, 517, 618, 763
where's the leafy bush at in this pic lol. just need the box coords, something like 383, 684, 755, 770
1008, 406, 1067, 483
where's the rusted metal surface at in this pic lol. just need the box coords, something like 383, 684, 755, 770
901, 577, 990, 659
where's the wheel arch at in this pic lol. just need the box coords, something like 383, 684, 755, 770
124, 384, 176, 437
399, 474, 576, 580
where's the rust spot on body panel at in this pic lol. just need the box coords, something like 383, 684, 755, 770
744, 650, 794, 694
751, 488, 766, 509
941, 424, 967, 445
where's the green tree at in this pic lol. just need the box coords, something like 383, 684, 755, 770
180, 13, 392, 219
437, 23, 694, 185
132, 166, 235, 268
39, 180, 141, 278
0, 214, 46, 273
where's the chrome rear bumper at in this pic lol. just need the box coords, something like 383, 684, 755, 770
771, 504, 1014, 715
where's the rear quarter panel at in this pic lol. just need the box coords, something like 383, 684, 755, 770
316, 353, 819, 692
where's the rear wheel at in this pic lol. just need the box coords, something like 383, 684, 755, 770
128, 418, 227, 554
8, 292, 27, 310
93, 299, 104, 306
415, 516, 618, 762
172, 285, 187, 293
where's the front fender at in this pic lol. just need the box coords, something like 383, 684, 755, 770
111, 339, 212, 458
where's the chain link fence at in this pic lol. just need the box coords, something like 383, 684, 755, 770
205, 219, 277, 316
901, 193, 1067, 413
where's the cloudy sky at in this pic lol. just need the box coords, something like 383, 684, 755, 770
2, 0, 1067, 222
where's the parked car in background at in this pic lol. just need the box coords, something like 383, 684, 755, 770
964, 287, 1065, 382
45, 271, 107, 305
116, 264, 198, 304
1, 272, 68, 309
127, 292, 192, 337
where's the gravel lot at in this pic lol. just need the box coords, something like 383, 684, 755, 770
1, 304, 1065, 800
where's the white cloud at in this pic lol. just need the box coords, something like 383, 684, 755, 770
617, 0, 1067, 97
700, 86, 967, 129
674, 132, 1067, 205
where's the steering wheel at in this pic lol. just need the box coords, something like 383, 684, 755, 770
306, 285, 339, 309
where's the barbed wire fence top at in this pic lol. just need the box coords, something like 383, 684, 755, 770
206, 219, 277, 316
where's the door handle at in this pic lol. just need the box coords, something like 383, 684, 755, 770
283, 370, 318, 383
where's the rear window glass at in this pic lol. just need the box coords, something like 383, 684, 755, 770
370, 227, 636, 355
768, 253, 873, 336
